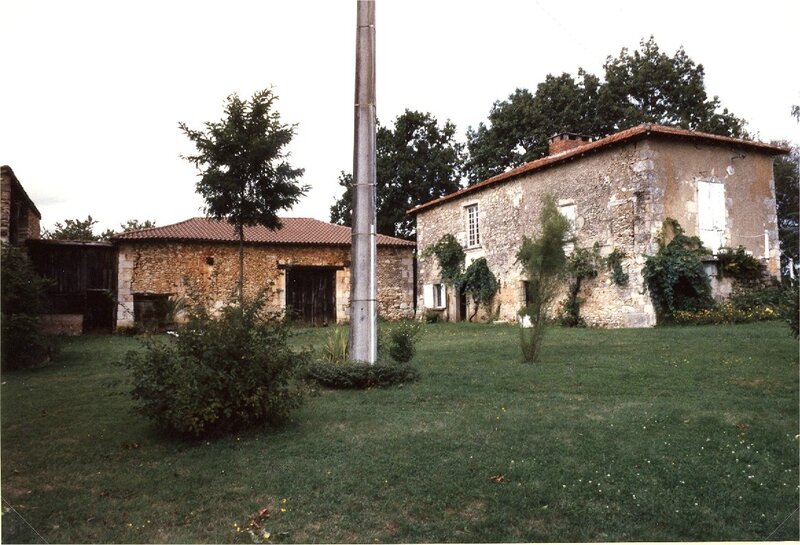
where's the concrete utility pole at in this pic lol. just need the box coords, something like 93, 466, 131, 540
349, 0, 377, 363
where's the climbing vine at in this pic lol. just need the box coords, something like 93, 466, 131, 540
606, 248, 629, 286
421, 234, 465, 287
642, 218, 714, 320
423, 234, 499, 322
460, 257, 499, 321
560, 243, 601, 327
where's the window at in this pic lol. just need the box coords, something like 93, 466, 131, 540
558, 201, 577, 254
466, 204, 480, 247
423, 283, 446, 309
697, 181, 726, 253
433, 284, 445, 308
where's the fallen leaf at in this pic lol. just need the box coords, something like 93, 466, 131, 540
490, 474, 507, 483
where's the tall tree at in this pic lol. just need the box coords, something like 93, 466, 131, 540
180, 88, 307, 299
597, 37, 746, 136
465, 37, 747, 184
773, 141, 799, 276
331, 110, 464, 239
465, 72, 603, 184
118, 219, 156, 233
43, 215, 102, 241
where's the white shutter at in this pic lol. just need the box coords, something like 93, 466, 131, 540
697, 181, 726, 252
423, 284, 434, 308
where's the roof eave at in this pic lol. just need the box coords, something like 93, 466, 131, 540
408, 124, 790, 216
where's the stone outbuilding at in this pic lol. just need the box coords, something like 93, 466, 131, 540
410, 124, 788, 328
1, 165, 41, 246
113, 217, 415, 328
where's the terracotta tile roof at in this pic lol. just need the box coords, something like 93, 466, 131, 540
112, 217, 415, 247
408, 124, 790, 215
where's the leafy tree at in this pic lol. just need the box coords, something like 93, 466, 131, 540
772, 142, 799, 278
597, 37, 746, 136
180, 88, 307, 298
465, 37, 747, 184
516, 196, 571, 362
42, 215, 102, 241
119, 219, 156, 232
465, 72, 603, 184
330, 110, 464, 239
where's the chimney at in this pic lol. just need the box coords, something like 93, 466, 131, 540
548, 132, 593, 155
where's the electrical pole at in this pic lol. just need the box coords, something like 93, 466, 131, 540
349, 0, 377, 363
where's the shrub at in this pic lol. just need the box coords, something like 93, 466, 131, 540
728, 285, 782, 312
305, 360, 419, 389
124, 293, 308, 438
716, 246, 763, 283
388, 320, 422, 363
642, 218, 714, 321
320, 327, 349, 364
1, 244, 53, 370
672, 302, 778, 325
424, 310, 441, 324
780, 281, 799, 338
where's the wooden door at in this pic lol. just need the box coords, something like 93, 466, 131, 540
285, 267, 336, 326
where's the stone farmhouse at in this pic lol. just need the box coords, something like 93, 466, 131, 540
113, 217, 415, 328
410, 124, 787, 328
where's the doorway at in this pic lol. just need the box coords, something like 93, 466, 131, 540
285, 267, 336, 326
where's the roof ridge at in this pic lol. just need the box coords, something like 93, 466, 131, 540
408, 123, 789, 215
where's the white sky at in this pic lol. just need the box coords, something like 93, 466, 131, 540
2, 0, 799, 233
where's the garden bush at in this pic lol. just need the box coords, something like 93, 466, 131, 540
305, 360, 419, 389
1, 244, 54, 370
388, 320, 422, 363
672, 302, 778, 325
780, 281, 799, 338
716, 246, 763, 282
124, 293, 309, 438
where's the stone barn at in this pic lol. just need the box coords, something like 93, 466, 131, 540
113, 217, 415, 328
410, 124, 787, 328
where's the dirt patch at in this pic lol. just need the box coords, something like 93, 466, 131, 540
445, 499, 486, 522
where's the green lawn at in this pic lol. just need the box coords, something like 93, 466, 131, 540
2, 322, 798, 543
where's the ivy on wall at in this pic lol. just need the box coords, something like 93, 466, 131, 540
642, 218, 714, 320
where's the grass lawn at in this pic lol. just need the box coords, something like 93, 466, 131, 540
1, 321, 798, 543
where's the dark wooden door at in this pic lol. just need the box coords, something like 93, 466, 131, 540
285, 267, 336, 326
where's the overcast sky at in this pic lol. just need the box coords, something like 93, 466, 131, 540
3, 0, 799, 234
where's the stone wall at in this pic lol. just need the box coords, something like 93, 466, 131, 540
116, 241, 414, 328
1, 166, 41, 245
416, 137, 780, 328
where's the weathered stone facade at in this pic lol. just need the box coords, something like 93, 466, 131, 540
116, 241, 414, 327
1, 165, 41, 246
413, 126, 784, 328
